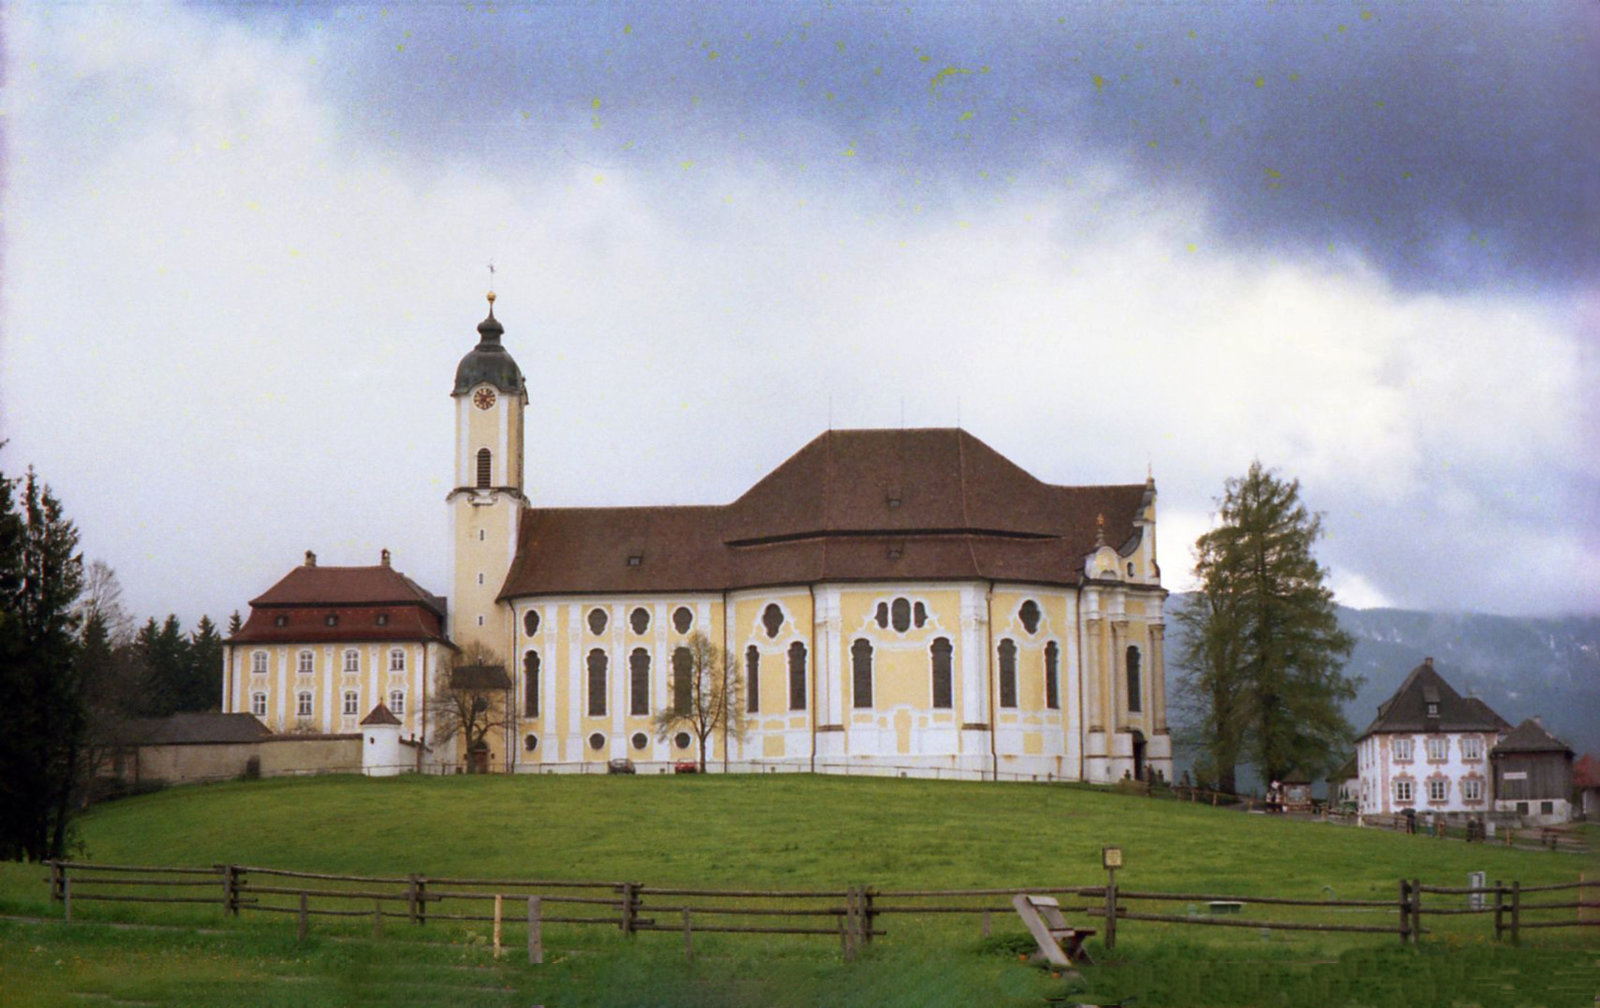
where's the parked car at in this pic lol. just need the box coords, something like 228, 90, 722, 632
607, 758, 636, 774
673, 761, 699, 774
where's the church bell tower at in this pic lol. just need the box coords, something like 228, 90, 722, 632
447, 291, 526, 656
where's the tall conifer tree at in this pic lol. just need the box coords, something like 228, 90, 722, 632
1177, 462, 1357, 791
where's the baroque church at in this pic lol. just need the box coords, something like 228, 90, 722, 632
224, 294, 1171, 783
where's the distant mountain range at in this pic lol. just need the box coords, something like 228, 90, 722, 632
1163, 595, 1600, 780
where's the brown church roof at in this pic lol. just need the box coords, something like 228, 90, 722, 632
1358, 658, 1511, 739
499, 429, 1152, 598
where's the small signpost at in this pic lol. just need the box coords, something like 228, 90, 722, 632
1102, 845, 1122, 950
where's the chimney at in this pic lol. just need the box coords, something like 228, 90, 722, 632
381, 548, 391, 568
1423, 656, 1433, 668
304, 550, 317, 567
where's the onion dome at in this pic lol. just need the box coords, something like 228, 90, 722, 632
452, 291, 525, 395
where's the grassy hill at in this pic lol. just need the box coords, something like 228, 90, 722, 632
2, 774, 1595, 1007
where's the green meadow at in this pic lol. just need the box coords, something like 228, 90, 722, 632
1, 774, 1595, 1006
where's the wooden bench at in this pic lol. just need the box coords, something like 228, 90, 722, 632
1011, 893, 1096, 966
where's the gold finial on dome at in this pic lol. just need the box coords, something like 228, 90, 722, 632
487, 290, 497, 304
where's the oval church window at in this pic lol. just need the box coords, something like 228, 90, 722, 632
523, 610, 540, 636
630, 606, 650, 635
672, 606, 694, 634
588, 608, 609, 635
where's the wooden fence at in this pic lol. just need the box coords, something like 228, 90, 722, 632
43, 862, 1599, 963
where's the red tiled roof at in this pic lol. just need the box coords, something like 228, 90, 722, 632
501, 428, 1152, 598
230, 564, 449, 645
1574, 753, 1600, 789
360, 703, 402, 726
250, 564, 446, 611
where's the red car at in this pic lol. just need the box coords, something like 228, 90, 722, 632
673, 761, 699, 774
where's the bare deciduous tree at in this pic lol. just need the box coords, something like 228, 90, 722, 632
426, 642, 512, 773
652, 632, 749, 773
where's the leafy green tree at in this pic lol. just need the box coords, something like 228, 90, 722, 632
1176, 462, 1357, 792
652, 632, 748, 772
0, 466, 86, 860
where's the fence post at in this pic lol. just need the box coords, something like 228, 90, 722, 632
862, 886, 876, 945
1104, 873, 1119, 951
1398, 880, 1410, 944
63, 874, 72, 923
1510, 881, 1520, 946
49, 862, 64, 902
417, 876, 428, 926
373, 899, 383, 938
620, 882, 638, 936
1492, 880, 1503, 942
1414, 878, 1423, 942
683, 907, 693, 962
407, 874, 419, 925
493, 894, 504, 959
297, 892, 309, 942
981, 908, 991, 938
528, 896, 543, 965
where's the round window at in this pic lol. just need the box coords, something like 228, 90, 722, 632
674, 732, 691, 750
631, 732, 648, 750
588, 608, 608, 635
672, 606, 693, 633
524, 610, 540, 636
630, 607, 650, 635
524, 734, 538, 751
588, 732, 606, 751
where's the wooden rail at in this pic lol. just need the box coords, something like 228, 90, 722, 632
42, 861, 1593, 957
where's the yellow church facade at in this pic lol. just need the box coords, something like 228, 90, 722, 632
225, 295, 1171, 783
447, 295, 1170, 783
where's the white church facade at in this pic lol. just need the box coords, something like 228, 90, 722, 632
225, 295, 1172, 783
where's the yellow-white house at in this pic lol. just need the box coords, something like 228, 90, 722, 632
227, 294, 1171, 783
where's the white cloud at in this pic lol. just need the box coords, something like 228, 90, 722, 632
1, 4, 1592, 625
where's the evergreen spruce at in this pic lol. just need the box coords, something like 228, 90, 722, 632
0, 467, 86, 860
1177, 462, 1357, 792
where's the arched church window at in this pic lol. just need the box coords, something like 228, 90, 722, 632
761, 603, 784, 639
998, 639, 1018, 708
930, 637, 953, 709
587, 649, 607, 717
851, 638, 874, 708
587, 608, 608, 635
1018, 600, 1042, 635
672, 606, 694, 634
630, 607, 650, 635
875, 602, 889, 629
1045, 641, 1060, 710
630, 648, 651, 716
788, 642, 808, 711
524, 650, 540, 718
672, 646, 692, 715
475, 448, 492, 488
1126, 646, 1142, 712
745, 645, 760, 713
913, 601, 927, 628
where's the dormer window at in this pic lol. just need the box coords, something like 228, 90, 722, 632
1426, 702, 1438, 718
275, 615, 288, 627
325, 614, 338, 627
376, 613, 389, 626
627, 554, 642, 567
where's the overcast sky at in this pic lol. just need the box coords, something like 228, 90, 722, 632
3, 2, 1596, 630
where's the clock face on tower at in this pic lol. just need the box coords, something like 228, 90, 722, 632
472, 387, 497, 411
